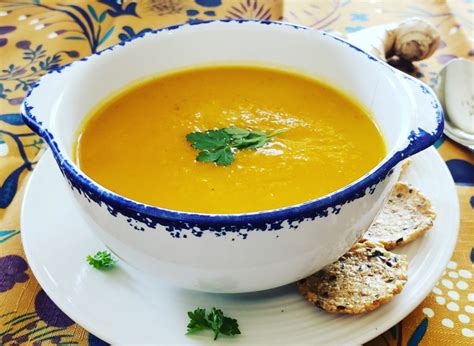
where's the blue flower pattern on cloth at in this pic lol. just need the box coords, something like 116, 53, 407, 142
0, 255, 28, 292
0, 289, 80, 344
446, 159, 474, 186
195, 0, 222, 7
345, 25, 365, 33
351, 13, 368, 22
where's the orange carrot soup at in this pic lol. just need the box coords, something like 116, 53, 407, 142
74, 66, 386, 214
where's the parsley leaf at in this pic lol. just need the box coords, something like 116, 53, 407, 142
223, 127, 250, 137
186, 130, 230, 150
86, 250, 116, 270
215, 146, 234, 166
186, 307, 241, 340
186, 308, 209, 334
186, 127, 287, 166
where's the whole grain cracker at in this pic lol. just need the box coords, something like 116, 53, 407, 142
399, 159, 412, 179
297, 241, 408, 314
361, 182, 436, 249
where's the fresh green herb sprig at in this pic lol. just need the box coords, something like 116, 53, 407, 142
186, 127, 287, 166
186, 307, 241, 340
86, 250, 116, 270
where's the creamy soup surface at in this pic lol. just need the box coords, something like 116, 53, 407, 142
75, 66, 386, 214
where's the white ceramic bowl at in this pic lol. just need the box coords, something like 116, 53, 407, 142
21, 20, 443, 293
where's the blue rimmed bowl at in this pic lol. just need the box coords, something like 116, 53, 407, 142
21, 20, 443, 293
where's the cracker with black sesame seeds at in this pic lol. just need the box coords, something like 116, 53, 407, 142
297, 241, 408, 314
361, 182, 436, 249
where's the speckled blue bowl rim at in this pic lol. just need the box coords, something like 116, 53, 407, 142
21, 19, 444, 226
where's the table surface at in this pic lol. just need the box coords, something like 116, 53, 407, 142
0, 1, 472, 345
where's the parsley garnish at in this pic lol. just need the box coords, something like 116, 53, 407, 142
186, 307, 241, 340
186, 127, 287, 166
86, 250, 116, 270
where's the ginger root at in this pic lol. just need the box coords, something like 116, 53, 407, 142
347, 18, 440, 63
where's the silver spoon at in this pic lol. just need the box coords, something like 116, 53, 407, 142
433, 58, 474, 151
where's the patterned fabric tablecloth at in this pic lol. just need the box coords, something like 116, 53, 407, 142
0, 1, 472, 345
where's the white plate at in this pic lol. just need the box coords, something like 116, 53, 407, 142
21, 148, 459, 345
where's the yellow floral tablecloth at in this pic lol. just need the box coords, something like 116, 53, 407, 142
0, 0, 472, 344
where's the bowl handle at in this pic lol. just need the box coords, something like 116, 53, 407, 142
21, 98, 47, 137
20, 69, 65, 137
398, 75, 444, 158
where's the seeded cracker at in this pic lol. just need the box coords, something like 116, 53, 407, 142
399, 158, 412, 179
297, 241, 408, 314
361, 182, 436, 249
